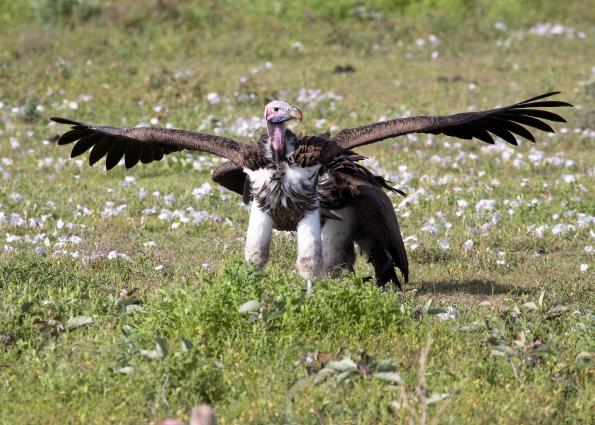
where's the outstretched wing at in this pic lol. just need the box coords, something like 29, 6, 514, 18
51, 117, 244, 169
331, 92, 572, 150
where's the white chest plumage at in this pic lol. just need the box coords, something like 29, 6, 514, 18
243, 163, 321, 232
243, 163, 323, 280
244, 164, 321, 195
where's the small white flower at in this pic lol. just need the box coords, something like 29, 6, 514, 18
314, 119, 327, 129
576, 213, 595, 228
107, 250, 128, 260
192, 183, 212, 198
163, 194, 176, 205
403, 235, 418, 247
9, 192, 23, 202
436, 306, 458, 321
579, 264, 589, 272
122, 176, 137, 188
552, 223, 574, 235
421, 218, 439, 235
475, 199, 496, 211
527, 224, 548, 238
68, 101, 78, 110
457, 199, 468, 209
206, 92, 220, 105
158, 209, 173, 221
438, 240, 450, 251
154, 264, 163, 271
463, 239, 474, 251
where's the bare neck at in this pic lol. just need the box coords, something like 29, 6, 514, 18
267, 121, 285, 143
267, 121, 286, 162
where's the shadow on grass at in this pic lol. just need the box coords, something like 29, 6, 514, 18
415, 279, 536, 296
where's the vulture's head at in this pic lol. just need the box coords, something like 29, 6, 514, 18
264, 100, 302, 162
264, 100, 303, 124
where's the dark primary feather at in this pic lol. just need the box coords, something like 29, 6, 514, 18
353, 184, 408, 288
51, 117, 245, 168
331, 92, 572, 150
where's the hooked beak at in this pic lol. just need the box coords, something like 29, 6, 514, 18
268, 105, 303, 123
288, 106, 303, 121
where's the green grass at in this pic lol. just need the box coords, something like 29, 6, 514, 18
0, 1, 594, 424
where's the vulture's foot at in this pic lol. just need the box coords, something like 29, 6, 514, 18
296, 253, 323, 279
245, 250, 269, 270
325, 262, 355, 278
306, 280, 313, 293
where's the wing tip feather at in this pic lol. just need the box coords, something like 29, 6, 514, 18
51, 117, 81, 126
517, 91, 573, 108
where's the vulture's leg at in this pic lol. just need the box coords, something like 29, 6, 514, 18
244, 201, 273, 270
321, 206, 356, 277
296, 208, 323, 280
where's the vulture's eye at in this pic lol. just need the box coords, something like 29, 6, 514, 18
273, 107, 279, 112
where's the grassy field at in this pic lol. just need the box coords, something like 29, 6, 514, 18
0, 1, 594, 424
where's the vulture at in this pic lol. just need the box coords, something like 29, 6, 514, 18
51, 91, 571, 289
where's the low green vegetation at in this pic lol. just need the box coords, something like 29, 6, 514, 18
0, 1, 593, 424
